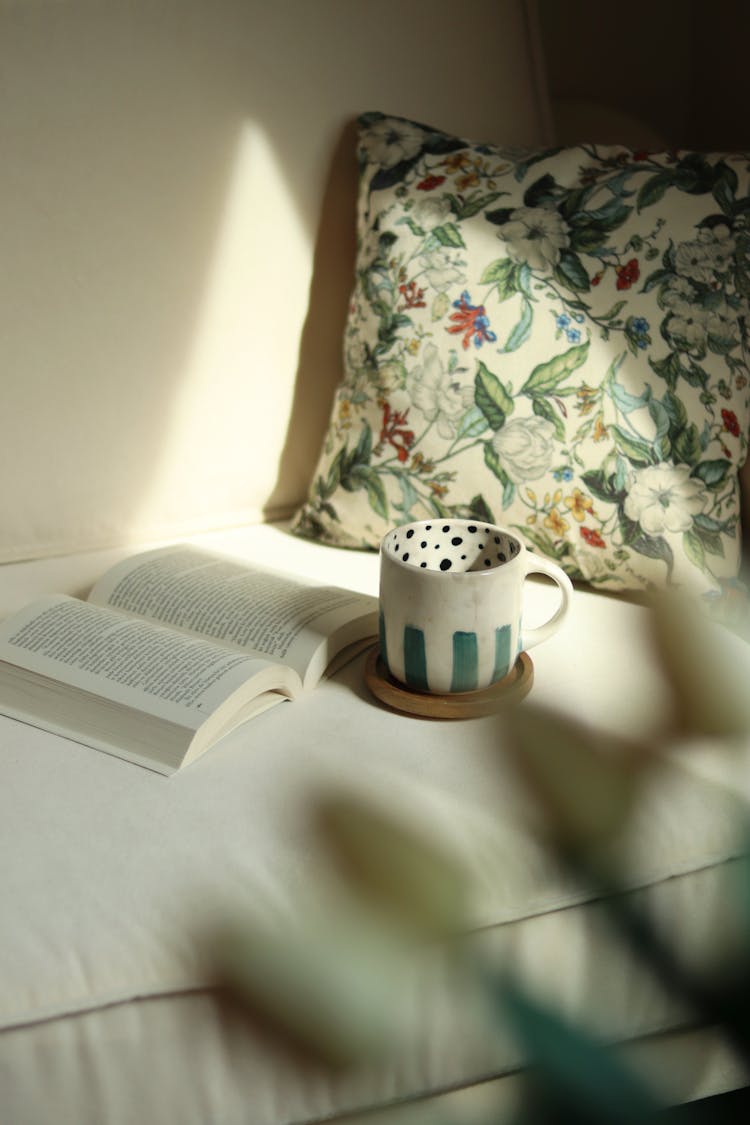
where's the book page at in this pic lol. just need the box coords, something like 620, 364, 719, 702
0, 663, 195, 774
88, 545, 377, 683
0, 595, 299, 729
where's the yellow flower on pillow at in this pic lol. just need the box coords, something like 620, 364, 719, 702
565, 489, 594, 522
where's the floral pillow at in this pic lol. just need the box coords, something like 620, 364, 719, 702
292, 112, 750, 594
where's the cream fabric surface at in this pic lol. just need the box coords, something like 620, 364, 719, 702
2, 995, 745, 1125
0, 0, 549, 563
1, 524, 749, 1123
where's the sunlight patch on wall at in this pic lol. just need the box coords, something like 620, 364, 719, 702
131, 120, 314, 537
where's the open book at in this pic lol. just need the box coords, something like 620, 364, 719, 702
0, 544, 378, 775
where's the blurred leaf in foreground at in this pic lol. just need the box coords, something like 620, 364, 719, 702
499, 976, 664, 1125
212, 903, 414, 1066
501, 705, 651, 860
210, 791, 476, 1068
649, 591, 750, 740
313, 790, 470, 940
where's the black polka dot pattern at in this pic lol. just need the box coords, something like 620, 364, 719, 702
385, 519, 520, 573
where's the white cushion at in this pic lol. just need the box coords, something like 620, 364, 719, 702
1, 524, 749, 1122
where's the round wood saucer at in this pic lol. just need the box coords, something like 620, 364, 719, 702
364, 646, 533, 719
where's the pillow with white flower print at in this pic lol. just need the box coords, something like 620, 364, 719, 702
293, 112, 750, 594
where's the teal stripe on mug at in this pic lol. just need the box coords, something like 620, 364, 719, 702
451, 631, 478, 693
493, 624, 512, 681
403, 625, 428, 691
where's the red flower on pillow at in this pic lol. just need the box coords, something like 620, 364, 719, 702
722, 408, 741, 437
447, 291, 497, 349
615, 258, 640, 290
379, 402, 415, 463
581, 527, 606, 548
398, 280, 426, 309
417, 174, 446, 191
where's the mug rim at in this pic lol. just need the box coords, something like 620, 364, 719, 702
381, 518, 523, 578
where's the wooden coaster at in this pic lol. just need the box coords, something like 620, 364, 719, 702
364, 646, 533, 719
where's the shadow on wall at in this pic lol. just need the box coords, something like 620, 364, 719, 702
262, 118, 358, 520
538, 0, 750, 151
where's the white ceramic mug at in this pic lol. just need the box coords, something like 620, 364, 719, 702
379, 519, 573, 695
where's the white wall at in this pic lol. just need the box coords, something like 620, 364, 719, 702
0, 0, 549, 561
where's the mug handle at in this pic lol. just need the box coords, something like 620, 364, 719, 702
521, 554, 574, 651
